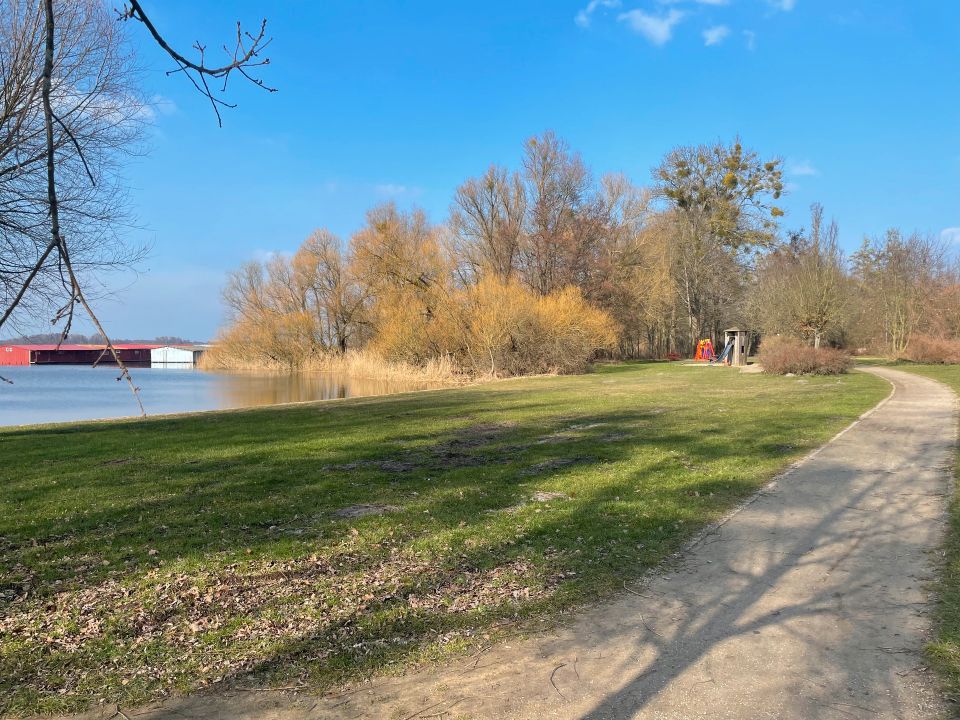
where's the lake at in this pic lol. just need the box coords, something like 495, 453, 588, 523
0, 365, 443, 427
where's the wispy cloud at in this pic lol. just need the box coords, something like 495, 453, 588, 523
766, 0, 797, 11
252, 249, 280, 263
743, 29, 757, 50
702, 24, 730, 46
941, 228, 960, 245
138, 94, 177, 122
151, 94, 177, 116
618, 8, 685, 45
375, 183, 423, 198
659, 0, 728, 5
787, 160, 819, 176
314, 180, 422, 200
575, 0, 621, 28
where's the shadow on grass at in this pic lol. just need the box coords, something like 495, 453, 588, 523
0, 364, 889, 713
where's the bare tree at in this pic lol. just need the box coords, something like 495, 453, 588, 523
0, 0, 145, 332
294, 230, 368, 353
750, 204, 850, 347
520, 131, 603, 295
591, 175, 677, 356
851, 229, 949, 355
449, 164, 526, 281
350, 203, 447, 299
0, 0, 274, 404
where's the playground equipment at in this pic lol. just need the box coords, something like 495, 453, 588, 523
716, 339, 734, 364
693, 339, 715, 361
692, 329, 750, 366
724, 328, 750, 366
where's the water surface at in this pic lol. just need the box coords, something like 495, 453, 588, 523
0, 366, 442, 427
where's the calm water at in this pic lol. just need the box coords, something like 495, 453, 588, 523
0, 365, 441, 427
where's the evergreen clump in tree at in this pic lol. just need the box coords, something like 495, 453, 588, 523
654, 140, 784, 347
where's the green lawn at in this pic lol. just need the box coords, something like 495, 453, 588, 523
885, 364, 960, 706
0, 363, 888, 715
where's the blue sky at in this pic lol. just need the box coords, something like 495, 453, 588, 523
76, 0, 959, 339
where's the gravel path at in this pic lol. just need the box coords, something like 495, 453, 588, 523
72, 368, 957, 720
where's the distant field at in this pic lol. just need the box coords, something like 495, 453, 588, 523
0, 362, 888, 715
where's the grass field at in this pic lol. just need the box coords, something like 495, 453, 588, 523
0, 362, 889, 715
886, 364, 960, 706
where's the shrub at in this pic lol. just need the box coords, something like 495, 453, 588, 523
372, 278, 618, 377
759, 336, 853, 376
205, 278, 618, 379
201, 312, 319, 371
529, 286, 619, 374
899, 334, 960, 364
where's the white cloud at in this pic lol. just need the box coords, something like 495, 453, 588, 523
941, 228, 960, 245
374, 183, 423, 198
766, 0, 797, 10
252, 249, 280, 263
575, 0, 621, 27
743, 29, 757, 50
151, 94, 177, 116
618, 8, 685, 45
136, 94, 177, 122
787, 160, 819, 176
702, 24, 730, 46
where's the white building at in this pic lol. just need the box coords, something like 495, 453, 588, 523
151, 346, 205, 367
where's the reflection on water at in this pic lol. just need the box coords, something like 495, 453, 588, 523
213, 372, 440, 408
0, 365, 443, 427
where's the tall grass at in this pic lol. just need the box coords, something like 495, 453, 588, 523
199, 347, 463, 384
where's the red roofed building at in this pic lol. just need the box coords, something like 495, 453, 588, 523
0, 344, 160, 366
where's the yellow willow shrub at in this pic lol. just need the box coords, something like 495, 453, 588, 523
369, 291, 448, 365
458, 277, 538, 375
372, 278, 618, 376
202, 310, 319, 370
530, 286, 619, 373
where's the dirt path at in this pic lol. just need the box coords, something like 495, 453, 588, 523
74, 368, 957, 720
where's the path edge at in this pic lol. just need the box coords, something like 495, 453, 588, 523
630, 368, 898, 585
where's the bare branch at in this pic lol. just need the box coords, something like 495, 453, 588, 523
119, 1, 275, 127
0, 237, 57, 329
42, 0, 144, 416
51, 111, 95, 186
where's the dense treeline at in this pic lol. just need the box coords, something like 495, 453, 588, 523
206, 133, 959, 376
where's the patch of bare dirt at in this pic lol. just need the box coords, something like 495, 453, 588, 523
521, 457, 592, 476
332, 504, 400, 519
531, 491, 570, 502
323, 423, 519, 474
